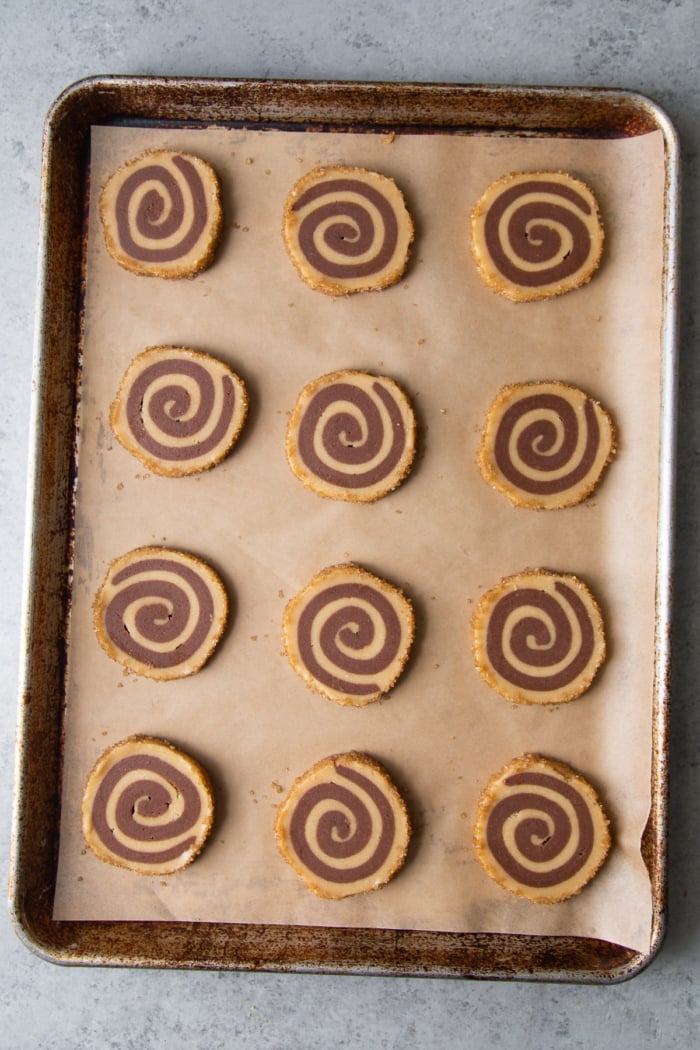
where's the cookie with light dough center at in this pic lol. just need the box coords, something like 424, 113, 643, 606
470, 171, 604, 302
110, 347, 249, 477
81, 736, 215, 876
100, 149, 223, 278
286, 370, 417, 502
275, 752, 411, 899
282, 165, 414, 295
93, 546, 229, 681
473, 754, 611, 903
472, 569, 606, 705
283, 563, 415, 706
477, 380, 616, 509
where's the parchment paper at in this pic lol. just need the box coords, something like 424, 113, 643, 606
53, 122, 666, 954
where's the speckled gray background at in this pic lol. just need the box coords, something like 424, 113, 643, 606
1, 2, 698, 1047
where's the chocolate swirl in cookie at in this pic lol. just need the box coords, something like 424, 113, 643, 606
479, 382, 616, 509
275, 752, 411, 898
471, 172, 604, 301
283, 166, 413, 295
289, 763, 396, 883
82, 736, 214, 874
115, 155, 208, 263
294, 178, 398, 278
474, 755, 610, 902
287, 371, 416, 502
93, 547, 228, 680
111, 348, 248, 476
472, 571, 606, 704
100, 150, 222, 278
283, 564, 414, 705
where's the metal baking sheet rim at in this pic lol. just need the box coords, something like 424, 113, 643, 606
9, 76, 680, 982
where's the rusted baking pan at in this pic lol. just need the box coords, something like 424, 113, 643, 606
10, 77, 679, 980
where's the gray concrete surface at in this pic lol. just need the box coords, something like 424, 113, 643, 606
1, 1, 698, 1047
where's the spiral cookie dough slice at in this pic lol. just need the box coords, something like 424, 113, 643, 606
474, 754, 610, 903
93, 546, 228, 680
470, 171, 604, 302
287, 370, 416, 502
283, 564, 415, 706
472, 570, 605, 705
110, 347, 248, 476
100, 150, 222, 278
282, 166, 414, 295
478, 381, 616, 509
275, 752, 411, 898
82, 736, 214, 875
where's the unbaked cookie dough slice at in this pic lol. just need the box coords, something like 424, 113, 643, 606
478, 381, 616, 509
286, 370, 416, 502
474, 754, 611, 903
275, 752, 411, 898
472, 570, 605, 705
110, 347, 248, 476
283, 563, 415, 706
100, 149, 223, 278
82, 736, 214, 875
470, 171, 604, 302
93, 546, 228, 680
282, 166, 414, 295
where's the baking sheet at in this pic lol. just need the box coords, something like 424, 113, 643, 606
50, 120, 665, 955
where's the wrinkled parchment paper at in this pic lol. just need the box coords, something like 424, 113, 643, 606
53, 123, 665, 953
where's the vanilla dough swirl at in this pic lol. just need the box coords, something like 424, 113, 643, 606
474, 755, 611, 902
478, 381, 616, 509
110, 347, 248, 476
93, 546, 228, 680
286, 371, 416, 502
275, 752, 411, 898
470, 171, 604, 301
100, 150, 222, 278
472, 570, 606, 704
283, 564, 415, 705
282, 166, 414, 295
81, 736, 214, 875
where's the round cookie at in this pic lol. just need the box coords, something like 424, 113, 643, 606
283, 563, 415, 706
100, 149, 223, 278
286, 370, 416, 502
478, 381, 616, 509
473, 754, 611, 903
81, 735, 214, 875
93, 546, 228, 680
472, 570, 605, 705
470, 171, 604, 302
110, 347, 248, 477
282, 165, 414, 295
275, 752, 411, 899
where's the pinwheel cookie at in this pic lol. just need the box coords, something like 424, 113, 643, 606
286, 370, 416, 502
470, 171, 604, 301
282, 166, 414, 295
275, 752, 411, 899
100, 149, 222, 278
478, 381, 616, 509
474, 754, 611, 903
81, 736, 215, 875
93, 546, 228, 680
283, 563, 415, 706
472, 570, 606, 705
110, 347, 248, 476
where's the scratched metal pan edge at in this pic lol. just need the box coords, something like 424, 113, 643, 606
9, 76, 679, 981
